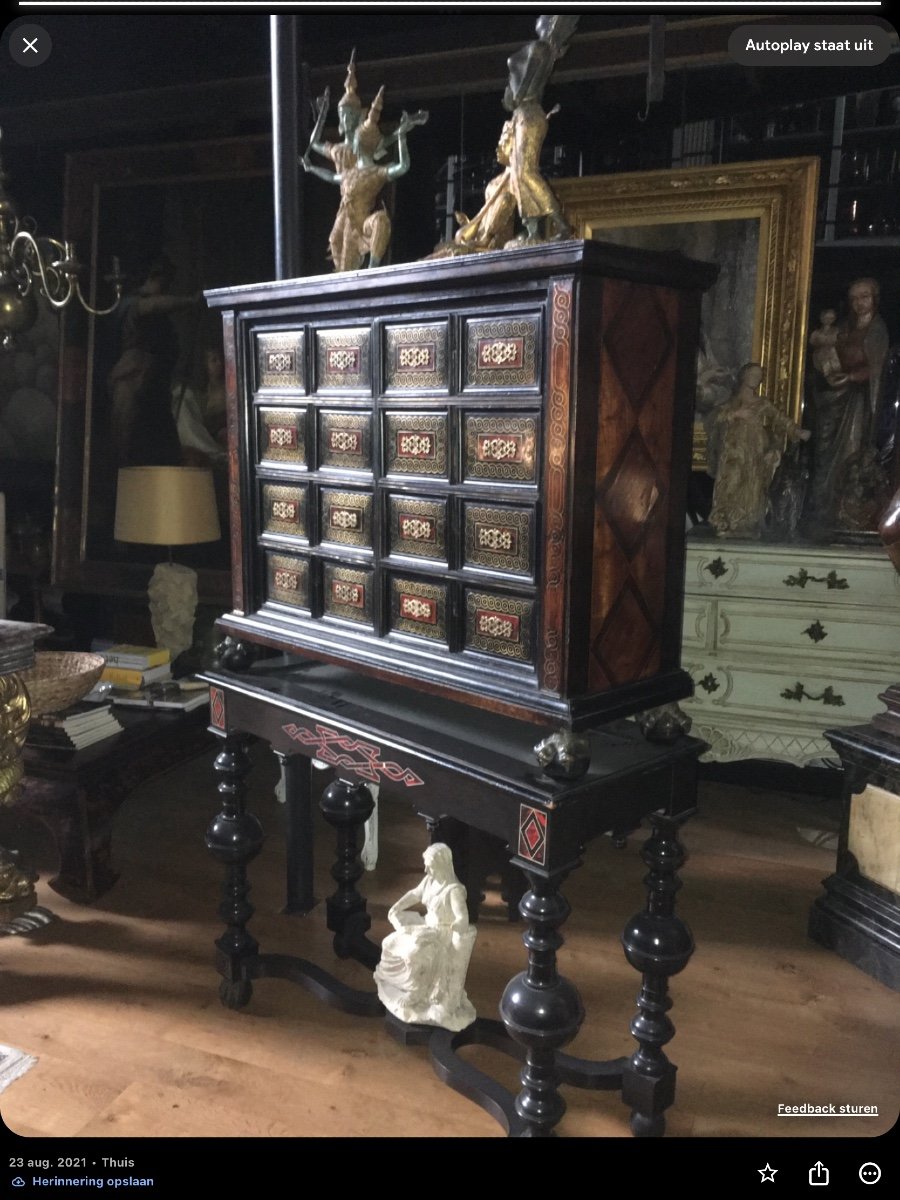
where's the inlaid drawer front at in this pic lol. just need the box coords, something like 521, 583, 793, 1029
266, 552, 310, 609
258, 407, 307, 467
384, 412, 448, 478
389, 577, 449, 643
261, 483, 308, 539
320, 489, 373, 550
464, 414, 538, 483
318, 410, 372, 472
323, 564, 374, 625
384, 322, 449, 391
256, 330, 305, 392
464, 315, 540, 389
388, 495, 447, 561
465, 590, 534, 663
315, 327, 371, 391
463, 503, 533, 576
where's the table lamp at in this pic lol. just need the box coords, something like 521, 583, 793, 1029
114, 467, 221, 662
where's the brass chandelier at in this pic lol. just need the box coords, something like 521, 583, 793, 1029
0, 127, 123, 350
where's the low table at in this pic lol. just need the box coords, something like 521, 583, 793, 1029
15, 704, 213, 902
202, 658, 703, 1139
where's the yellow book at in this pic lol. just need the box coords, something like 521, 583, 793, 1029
100, 663, 172, 689
102, 644, 171, 669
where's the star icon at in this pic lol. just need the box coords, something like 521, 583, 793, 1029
758, 1163, 778, 1183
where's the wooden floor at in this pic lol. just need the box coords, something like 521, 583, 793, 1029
0, 744, 897, 1142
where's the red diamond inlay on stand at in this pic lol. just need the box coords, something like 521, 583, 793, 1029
210, 687, 226, 730
518, 804, 547, 865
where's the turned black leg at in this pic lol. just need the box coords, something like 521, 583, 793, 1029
621, 813, 694, 1137
499, 871, 584, 1137
319, 777, 379, 968
206, 735, 264, 1011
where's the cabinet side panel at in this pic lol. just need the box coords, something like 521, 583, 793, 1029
222, 310, 245, 615
589, 280, 679, 690
539, 277, 574, 696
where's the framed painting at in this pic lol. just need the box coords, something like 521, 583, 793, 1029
555, 158, 819, 468
53, 136, 274, 602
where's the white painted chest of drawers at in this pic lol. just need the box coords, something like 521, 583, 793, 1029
681, 538, 900, 764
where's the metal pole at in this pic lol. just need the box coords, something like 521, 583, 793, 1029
270, 15, 303, 280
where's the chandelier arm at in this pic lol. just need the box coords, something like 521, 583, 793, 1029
9, 229, 76, 310
73, 277, 122, 317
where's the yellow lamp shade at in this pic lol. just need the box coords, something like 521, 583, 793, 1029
114, 467, 221, 546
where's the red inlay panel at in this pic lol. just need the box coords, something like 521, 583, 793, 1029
476, 609, 521, 642
326, 346, 360, 373
268, 426, 297, 450
476, 433, 525, 463
329, 507, 361, 531
399, 593, 438, 624
329, 429, 362, 454
271, 499, 300, 523
477, 336, 524, 370
474, 522, 518, 555
399, 514, 436, 542
274, 568, 300, 590
396, 431, 435, 459
396, 343, 436, 371
332, 580, 365, 608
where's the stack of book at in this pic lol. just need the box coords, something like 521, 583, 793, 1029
98, 644, 172, 691
26, 701, 124, 752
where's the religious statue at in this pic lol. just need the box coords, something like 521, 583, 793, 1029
804, 277, 890, 536
707, 362, 810, 539
301, 52, 427, 273
433, 15, 578, 257
373, 843, 477, 1031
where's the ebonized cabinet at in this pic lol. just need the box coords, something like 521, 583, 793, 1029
206, 241, 715, 730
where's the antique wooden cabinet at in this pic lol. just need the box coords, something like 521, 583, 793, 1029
206, 240, 715, 730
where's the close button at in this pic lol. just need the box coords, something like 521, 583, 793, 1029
8, 24, 53, 67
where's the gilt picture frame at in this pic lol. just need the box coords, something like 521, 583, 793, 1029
555, 157, 819, 468
53, 136, 274, 602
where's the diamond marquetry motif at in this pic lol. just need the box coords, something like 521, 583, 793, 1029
598, 433, 664, 558
517, 805, 547, 866
604, 289, 673, 411
591, 581, 657, 687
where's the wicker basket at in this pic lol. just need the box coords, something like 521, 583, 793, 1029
19, 651, 107, 717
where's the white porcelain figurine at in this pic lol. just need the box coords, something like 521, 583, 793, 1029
374, 843, 477, 1031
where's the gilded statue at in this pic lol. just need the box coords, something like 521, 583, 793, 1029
434, 15, 578, 257
707, 363, 810, 539
302, 52, 427, 273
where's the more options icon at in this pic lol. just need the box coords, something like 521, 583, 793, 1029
859, 1163, 882, 1185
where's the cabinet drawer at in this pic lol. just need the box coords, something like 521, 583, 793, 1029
685, 657, 892, 726
715, 598, 900, 664
685, 543, 900, 610
383, 321, 449, 393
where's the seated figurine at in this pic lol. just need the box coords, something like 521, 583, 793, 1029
374, 843, 477, 1031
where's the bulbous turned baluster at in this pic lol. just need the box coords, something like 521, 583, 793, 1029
206, 736, 263, 1009
499, 872, 584, 1137
319, 777, 376, 962
621, 814, 694, 1137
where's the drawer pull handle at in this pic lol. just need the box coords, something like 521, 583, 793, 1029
783, 568, 848, 590
781, 682, 845, 706
704, 557, 727, 579
698, 673, 720, 693
803, 620, 827, 643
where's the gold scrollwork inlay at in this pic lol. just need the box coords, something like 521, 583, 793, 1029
465, 317, 538, 388
385, 323, 448, 390
267, 553, 309, 608
257, 331, 305, 391
464, 505, 532, 574
465, 591, 534, 662
390, 577, 447, 642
